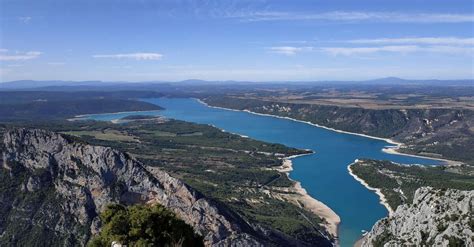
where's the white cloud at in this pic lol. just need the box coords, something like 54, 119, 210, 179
349, 37, 474, 46
19, 16, 32, 24
321, 46, 418, 55
267, 37, 474, 56
321, 45, 474, 55
47, 62, 65, 66
424, 45, 474, 54
0, 51, 42, 61
108, 65, 133, 69
279, 40, 310, 44
267, 46, 313, 55
233, 11, 474, 23
93, 53, 163, 60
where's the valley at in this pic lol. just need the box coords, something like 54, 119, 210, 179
0, 83, 472, 246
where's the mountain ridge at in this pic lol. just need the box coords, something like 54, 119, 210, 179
1, 128, 302, 246
1, 78, 472, 90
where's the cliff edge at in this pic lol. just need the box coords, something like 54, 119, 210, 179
362, 187, 473, 247
0, 128, 270, 246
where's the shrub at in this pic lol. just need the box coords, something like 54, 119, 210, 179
88, 204, 204, 247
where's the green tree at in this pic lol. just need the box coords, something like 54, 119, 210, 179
88, 204, 204, 247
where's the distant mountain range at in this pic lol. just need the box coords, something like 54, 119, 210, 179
0, 77, 472, 90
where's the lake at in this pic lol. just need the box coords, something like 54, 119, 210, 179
85, 97, 442, 246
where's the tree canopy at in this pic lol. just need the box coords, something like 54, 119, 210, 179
88, 204, 204, 247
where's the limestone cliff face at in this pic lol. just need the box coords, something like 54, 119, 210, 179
0, 128, 271, 246
362, 187, 473, 247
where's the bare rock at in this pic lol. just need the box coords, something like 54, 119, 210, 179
362, 187, 473, 247
1, 128, 272, 246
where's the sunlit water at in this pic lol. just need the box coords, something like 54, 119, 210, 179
85, 98, 442, 246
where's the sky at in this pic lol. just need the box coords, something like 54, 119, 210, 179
0, 0, 473, 82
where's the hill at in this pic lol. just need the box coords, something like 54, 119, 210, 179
362, 187, 473, 247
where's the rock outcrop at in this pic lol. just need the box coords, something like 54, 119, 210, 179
0, 128, 277, 246
362, 187, 473, 247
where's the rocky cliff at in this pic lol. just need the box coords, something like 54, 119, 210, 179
362, 187, 473, 247
0, 128, 281, 246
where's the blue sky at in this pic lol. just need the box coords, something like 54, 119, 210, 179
0, 0, 473, 82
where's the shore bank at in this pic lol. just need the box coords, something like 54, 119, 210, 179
277, 154, 341, 239
353, 235, 367, 247
347, 161, 394, 216
70, 110, 163, 120
197, 99, 397, 143
197, 98, 459, 166
381, 147, 462, 166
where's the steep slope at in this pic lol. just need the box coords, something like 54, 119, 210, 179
362, 187, 473, 247
202, 96, 474, 164
349, 159, 474, 211
0, 128, 281, 246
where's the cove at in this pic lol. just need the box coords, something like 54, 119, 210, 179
85, 98, 442, 246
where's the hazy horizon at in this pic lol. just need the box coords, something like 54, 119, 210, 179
1, 76, 474, 84
1, 0, 473, 82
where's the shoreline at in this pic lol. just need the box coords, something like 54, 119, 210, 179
278, 153, 341, 240
70, 97, 463, 246
196, 98, 399, 144
196, 98, 458, 165
71, 102, 341, 241
72, 108, 252, 139
347, 160, 394, 216
71, 109, 162, 119
381, 147, 461, 166
353, 235, 367, 247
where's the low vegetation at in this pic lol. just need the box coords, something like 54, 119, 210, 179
0, 99, 162, 121
88, 204, 203, 247
202, 95, 474, 165
0, 150, 90, 246
350, 159, 474, 210
1, 118, 328, 245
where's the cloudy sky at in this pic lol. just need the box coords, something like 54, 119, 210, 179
0, 0, 473, 82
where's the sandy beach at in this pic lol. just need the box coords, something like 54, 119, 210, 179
347, 161, 394, 216
277, 155, 341, 239
75, 98, 459, 242
353, 235, 367, 247
197, 97, 469, 236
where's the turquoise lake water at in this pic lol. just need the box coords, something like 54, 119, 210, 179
86, 97, 442, 246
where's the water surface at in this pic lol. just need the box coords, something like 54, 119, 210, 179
86, 98, 441, 246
